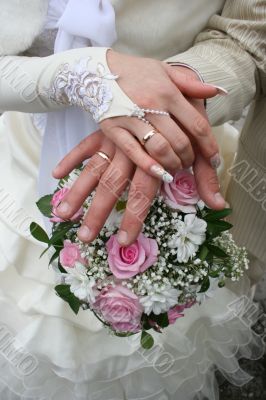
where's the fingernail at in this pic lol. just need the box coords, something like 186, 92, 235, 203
117, 230, 128, 246
214, 192, 225, 206
150, 165, 174, 183
58, 202, 70, 214
205, 84, 228, 96
210, 153, 221, 169
78, 226, 92, 241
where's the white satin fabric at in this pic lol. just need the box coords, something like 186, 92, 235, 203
39, 0, 117, 196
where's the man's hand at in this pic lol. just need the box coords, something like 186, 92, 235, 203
53, 133, 225, 246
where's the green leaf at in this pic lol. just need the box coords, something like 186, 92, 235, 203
58, 263, 67, 273
198, 277, 210, 293
205, 208, 232, 222
141, 331, 154, 349
206, 244, 229, 259
151, 312, 169, 328
209, 270, 220, 278
36, 195, 53, 218
115, 332, 136, 337
49, 250, 60, 266
116, 200, 127, 212
55, 284, 80, 314
39, 246, 50, 259
207, 220, 233, 237
49, 222, 74, 245
30, 222, 49, 243
198, 245, 209, 261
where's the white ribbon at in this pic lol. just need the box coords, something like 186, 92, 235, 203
38, 0, 117, 196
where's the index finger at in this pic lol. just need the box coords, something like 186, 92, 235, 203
53, 130, 104, 179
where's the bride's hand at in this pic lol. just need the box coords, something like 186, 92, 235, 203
53, 130, 225, 246
97, 51, 224, 178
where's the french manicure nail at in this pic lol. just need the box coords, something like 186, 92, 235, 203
58, 202, 70, 214
205, 84, 228, 96
117, 230, 128, 246
78, 226, 92, 241
214, 192, 225, 206
210, 153, 221, 169
150, 165, 174, 183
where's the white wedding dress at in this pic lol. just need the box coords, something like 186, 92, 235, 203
0, 1, 263, 399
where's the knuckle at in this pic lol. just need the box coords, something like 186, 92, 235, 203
137, 94, 157, 110
128, 188, 151, 219
193, 116, 210, 137
152, 138, 171, 157
99, 174, 114, 194
207, 174, 219, 188
122, 139, 137, 158
101, 119, 115, 131
155, 82, 172, 99
131, 182, 148, 198
84, 158, 102, 178
99, 169, 125, 196
176, 137, 191, 153
77, 137, 89, 152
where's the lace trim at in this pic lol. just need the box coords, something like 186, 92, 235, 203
47, 57, 118, 122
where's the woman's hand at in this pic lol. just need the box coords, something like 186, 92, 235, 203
97, 50, 225, 179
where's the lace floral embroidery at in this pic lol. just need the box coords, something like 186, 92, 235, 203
48, 57, 118, 122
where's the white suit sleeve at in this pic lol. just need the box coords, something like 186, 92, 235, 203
0, 47, 137, 123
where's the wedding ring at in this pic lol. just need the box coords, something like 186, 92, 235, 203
141, 130, 158, 146
96, 151, 111, 163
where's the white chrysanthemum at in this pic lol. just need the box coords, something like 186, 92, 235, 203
64, 263, 97, 303
196, 277, 219, 304
169, 214, 207, 263
140, 287, 180, 315
197, 200, 205, 210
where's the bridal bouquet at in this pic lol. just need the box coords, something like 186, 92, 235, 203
31, 168, 249, 349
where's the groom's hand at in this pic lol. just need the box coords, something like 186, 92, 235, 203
54, 133, 225, 247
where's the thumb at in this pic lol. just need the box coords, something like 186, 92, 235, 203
193, 153, 225, 210
166, 65, 228, 99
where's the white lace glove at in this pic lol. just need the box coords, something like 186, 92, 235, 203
0, 47, 139, 122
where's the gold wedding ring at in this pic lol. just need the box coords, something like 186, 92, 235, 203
141, 129, 158, 146
96, 151, 111, 163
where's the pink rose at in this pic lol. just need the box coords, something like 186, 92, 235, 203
184, 299, 197, 309
50, 188, 83, 222
93, 285, 143, 332
59, 240, 85, 268
106, 233, 158, 279
168, 305, 185, 325
167, 300, 196, 325
161, 170, 200, 213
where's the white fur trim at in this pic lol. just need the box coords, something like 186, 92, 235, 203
0, 0, 49, 55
